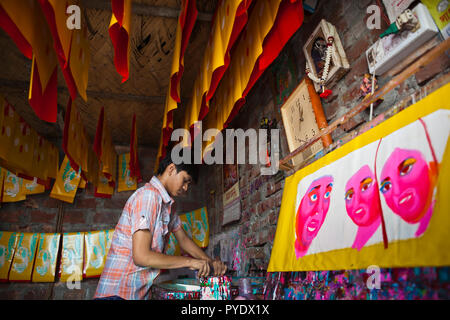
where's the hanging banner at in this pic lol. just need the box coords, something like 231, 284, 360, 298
118, 153, 137, 192
0, 231, 18, 281
0, 0, 58, 123
32, 233, 60, 283
2, 170, 26, 203
9, 233, 39, 282
166, 232, 181, 256
23, 177, 45, 195
0, 99, 20, 172
268, 84, 450, 272
109, 0, 132, 82
59, 232, 84, 283
129, 114, 142, 182
49, 155, 81, 203
83, 230, 112, 278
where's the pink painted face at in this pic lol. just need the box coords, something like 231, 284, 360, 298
345, 165, 381, 226
295, 176, 333, 254
379, 148, 431, 223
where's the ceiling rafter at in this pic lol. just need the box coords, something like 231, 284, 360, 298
80, 0, 213, 22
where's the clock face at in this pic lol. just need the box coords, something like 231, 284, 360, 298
281, 79, 323, 166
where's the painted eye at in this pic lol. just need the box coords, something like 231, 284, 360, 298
360, 177, 373, 192
324, 191, 330, 199
345, 189, 354, 201
399, 158, 416, 176
380, 179, 392, 194
310, 193, 318, 202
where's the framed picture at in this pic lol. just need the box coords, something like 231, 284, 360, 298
303, 19, 350, 92
280, 77, 332, 167
269, 45, 298, 109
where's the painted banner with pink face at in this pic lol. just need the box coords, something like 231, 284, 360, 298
268, 84, 450, 272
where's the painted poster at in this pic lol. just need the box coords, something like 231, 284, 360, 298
179, 207, 209, 248
9, 233, 39, 282
84, 230, 109, 278
59, 232, 84, 282
270, 46, 298, 109
117, 153, 137, 192
0, 231, 18, 281
222, 163, 241, 225
268, 83, 450, 272
32, 233, 60, 282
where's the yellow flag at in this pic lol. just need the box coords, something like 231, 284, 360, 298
118, 153, 137, 192
59, 232, 84, 283
70, 25, 90, 101
0, 231, 18, 281
49, 155, 81, 203
9, 233, 40, 282
2, 170, 26, 203
83, 230, 109, 278
32, 233, 60, 283
23, 177, 45, 195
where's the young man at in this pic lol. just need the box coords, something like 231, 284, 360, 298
94, 153, 227, 300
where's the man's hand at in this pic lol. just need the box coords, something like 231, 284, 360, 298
189, 259, 211, 277
209, 259, 227, 276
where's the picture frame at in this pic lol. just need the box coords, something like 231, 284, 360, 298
303, 19, 350, 92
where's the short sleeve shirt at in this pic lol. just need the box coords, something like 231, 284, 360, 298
94, 176, 182, 300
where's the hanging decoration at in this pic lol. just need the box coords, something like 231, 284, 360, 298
2, 170, 26, 203
59, 232, 84, 283
0, 231, 18, 282
117, 153, 137, 192
303, 19, 349, 98
63, 98, 90, 179
201, 0, 304, 156
32, 233, 61, 283
129, 114, 142, 183
39, 0, 80, 100
49, 155, 81, 204
109, 0, 132, 83
0, 0, 58, 122
268, 84, 450, 272
9, 233, 39, 282
83, 230, 113, 278
93, 106, 118, 197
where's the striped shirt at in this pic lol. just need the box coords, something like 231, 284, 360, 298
94, 176, 181, 300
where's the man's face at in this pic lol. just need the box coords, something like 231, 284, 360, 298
167, 166, 193, 197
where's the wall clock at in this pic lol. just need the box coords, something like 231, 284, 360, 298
280, 77, 332, 167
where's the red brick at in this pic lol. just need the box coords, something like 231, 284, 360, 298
30, 210, 57, 224
342, 84, 362, 105
103, 197, 128, 210
75, 198, 97, 209
63, 210, 86, 224
0, 209, 23, 223
346, 37, 370, 62
93, 211, 120, 224
344, 56, 369, 87
42, 198, 61, 208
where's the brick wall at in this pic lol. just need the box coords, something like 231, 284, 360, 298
204, 0, 450, 298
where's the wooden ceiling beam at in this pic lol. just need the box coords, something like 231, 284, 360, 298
80, 0, 213, 22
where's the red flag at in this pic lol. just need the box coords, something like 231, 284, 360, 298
225, 0, 304, 127
129, 113, 142, 183
38, 0, 78, 100
0, 1, 59, 123
109, 0, 132, 83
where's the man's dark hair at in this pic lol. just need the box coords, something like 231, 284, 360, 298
156, 147, 199, 183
